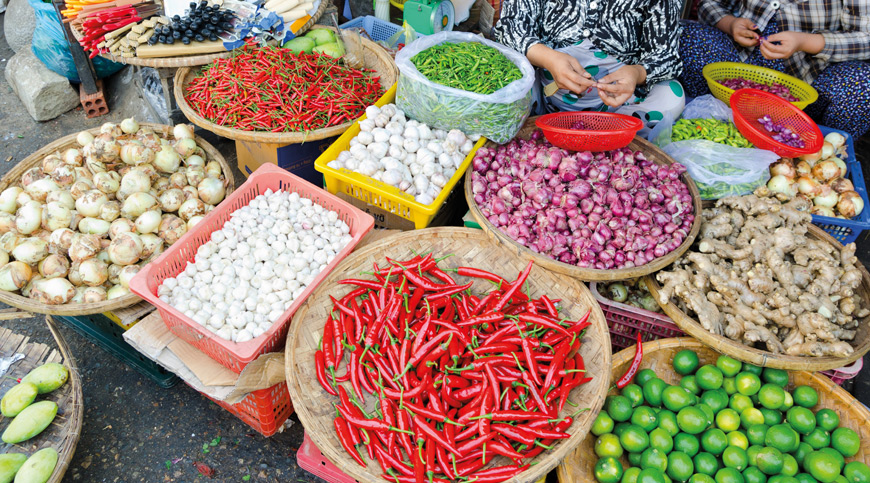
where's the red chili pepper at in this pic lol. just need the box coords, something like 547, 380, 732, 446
413, 416, 461, 457
616, 332, 644, 389
314, 351, 337, 396
491, 261, 534, 312
335, 417, 366, 467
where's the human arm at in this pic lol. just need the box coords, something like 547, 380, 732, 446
759, 31, 825, 59
812, 0, 870, 63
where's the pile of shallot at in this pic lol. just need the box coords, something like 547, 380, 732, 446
720, 77, 799, 102
471, 130, 694, 269
757, 115, 806, 148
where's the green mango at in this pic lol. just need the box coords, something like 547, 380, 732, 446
0, 454, 27, 483
281, 37, 316, 54
14, 449, 57, 483
20, 364, 68, 394
1, 383, 38, 417
2, 401, 57, 444
304, 28, 335, 45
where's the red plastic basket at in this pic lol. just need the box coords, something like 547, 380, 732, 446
198, 382, 293, 437
590, 282, 685, 352
297, 432, 357, 483
129, 164, 375, 373
535, 112, 643, 152
730, 88, 823, 158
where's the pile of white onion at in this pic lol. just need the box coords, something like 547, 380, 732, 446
766, 131, 864, 219
0, 119, 228, 305
157, 189, 353, 343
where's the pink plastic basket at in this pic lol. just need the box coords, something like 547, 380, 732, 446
197, 382, 293, 437
297, 432, 357, 483
129, 164, 375, 373
821, 358, 864, 385
590, 282, 685, 352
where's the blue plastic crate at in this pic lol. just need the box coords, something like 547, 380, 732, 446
340, 16, 403, 43
811, 126, 869, 245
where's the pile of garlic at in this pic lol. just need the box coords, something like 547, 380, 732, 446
326, 104, 478, 205
157, 189, 353, 343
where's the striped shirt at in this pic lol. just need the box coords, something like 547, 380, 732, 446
698, 0, 870, 82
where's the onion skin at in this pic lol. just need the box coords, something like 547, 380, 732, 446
158, 214, 187, 245
68, 234, 102, 263
831, 178, 854, 194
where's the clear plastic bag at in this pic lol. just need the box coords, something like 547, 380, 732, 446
395, 31, 534, 144
681, 94, 732, 123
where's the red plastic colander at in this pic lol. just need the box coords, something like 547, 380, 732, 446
535, 112, 643, 152
730, 88, 823, 158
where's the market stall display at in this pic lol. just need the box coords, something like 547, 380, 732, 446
730, 89, 823, 158
648, 191, 870, 370
286, 227, 611, 483
702, 62, 818, 110
465, 117, 702, 281
0, 122, 234, 316
590, 281, 684, 352
561, 338, 870, 483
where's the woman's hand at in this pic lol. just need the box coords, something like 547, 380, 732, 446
527, 44, 595, 94
760, 31, 826, 58
596, 65, 646, 107
716, 16, 760, 47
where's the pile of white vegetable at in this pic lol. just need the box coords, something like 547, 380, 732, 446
0, 119, 228, 305
157, 189, 353, 343
326, 103, 478, 206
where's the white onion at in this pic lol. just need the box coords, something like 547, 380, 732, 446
120, 118, 139, 134
135, 210, 162, 234
173, 124, 195, 140
12, 238, 49, 264
187, 215, 205, 230
140, 233, 164, 258
0, 233, 23, 254
796, 176, 821, 197
811, 205, 836, 217
197, 178, 225, 205
78, 217, 111, 237
205, 161, 222, 179
120, 170, 151, 197
82, 286, 107, 303
108, 232, 143, 266
0, 250, 8, 268
154, 145, 181, 173
158, 189, 185, 212
169, 172, 187, 189
0, 188, 22, 214
42, 202, 73, 231
107, 284, 130, 299
109, 218, 136, 240
832, 157, 848, 178
825, 132, 846, 151
0, 261, 32, 291
99, 201, 121, 222
813, 184, 839, 208
821, 142, 835, 160
45, 191, 75, 210
121, 192, 157, 219
75, 190, 109, 218
837, 191, 864, 218
67, 261, 83, 286
70, 180, 96, 200
811, 160, 840, 182
118, 265, 140, 289
0, 213, 15, 235
15, 201, 43, 235
25, 178, 60, 202
30, 277, 75, 305
79, 258, 109, 286
186, 166, 206, 187
38, 254, 70, 279
175, 138, 197, 158
51, 165, 76, 187
831, 178, 854, 194
49, 228, 76, 253
158, 215, 187, 245
178, 198, 206, 221
68, 234, 102, 262
63, 148, 83, 166
76, 131, 94, 147
42, 154, 63, 174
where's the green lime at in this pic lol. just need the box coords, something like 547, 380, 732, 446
658, 410, 680, 437
668, 451, 695, 482
794, 474, 819, 483
818, 448, 845, 473
815, 409, 839, 432
716, 467, 745, 483
702, 390, 730, 414
803, 428, 831, 450
844, 461, 870, 483
698, 404, 716, 428
621, 424, 651, 453
702, 429, 729, 455
783, 392, 794, 410
637, 468, 668, 483
783, 454, 799, 477
596, 433, 625, 458
642, 448, 669, 472
697, 365, 725, 391
623, 467, 642, 483
724, 446, 750, 471
636, 369, 658, 387
675, 433, 700, 457
760, 408, 783, 426
594, 411, 616, 436
729, 431, 749, 450
645, 379, 669, 408
793, 386, 819, 409
717, 409, 742, 432
629, 451, 644, 467
766, 424, 800, 453
747, 425, 769, 446
743, 467, 769, 483
678, 407, 709, 435
650, 427, 674, 454
794, 442, 814, 466
804, 451, 841, 483
742, 408, 766, 429
769, 478, 799, 483
623, 384, 646, 407
759, 385, 786, 410
787, 407, 817, 435
633, 406, 661, 432
747, 445, 763, 466
614, 422, 632, 438
664, 386, 695, 412
609, 395, 635, 422
831, 427, 861, 457
674, 350, 700, 375
731, 394, 754, 414
691, 476, 717, 483
681, 376, 702, 396
762, 368, 789, 388
835, 476, 848, 483
723, 378, 738, 396
717, 356, 743, 377
736, 373, 763, 396
596, 456, 625, 483
757, 447, 785, 475
694, 452, 721, 476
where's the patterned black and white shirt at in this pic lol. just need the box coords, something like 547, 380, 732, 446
493, 0, 684, 93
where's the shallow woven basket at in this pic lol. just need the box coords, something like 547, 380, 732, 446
285, 227, 612, 483
465, 116, 703, 282
174, 28, 398, 144
0, 123, 235, 316
0, 317, 84, 483
558, 338, 870, 481
645, 224, 870, 371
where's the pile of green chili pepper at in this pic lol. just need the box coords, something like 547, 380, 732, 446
411, 42, 522, 95
672, 118, 753, 148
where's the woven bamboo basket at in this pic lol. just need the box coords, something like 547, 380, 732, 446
0, 317, 83, 483
285, 227, 612, 483
464, 116, 703, 282
174, 27, 398, 144
558, 338, 870, 482
0, 123, 235, 316
644, 224, 870, 371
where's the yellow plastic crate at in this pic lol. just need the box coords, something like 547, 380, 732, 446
315, 84, 487, 229
702, 62, 818, 110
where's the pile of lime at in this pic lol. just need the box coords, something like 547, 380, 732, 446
591, 351, 870, 483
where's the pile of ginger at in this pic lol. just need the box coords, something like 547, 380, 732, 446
656, 188, 869, 358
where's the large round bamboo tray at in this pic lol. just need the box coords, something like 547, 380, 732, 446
174, 27, 398, 144
0, 123, 235, 316
0, 317, 84, 483
464, 116, 703, 282
644, 224, 870, 371
558, 338, 870, 482
285, 227, 612, 483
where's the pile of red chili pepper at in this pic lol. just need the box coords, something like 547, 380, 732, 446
184, 44, 383, 133
316, 254, 593, 483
